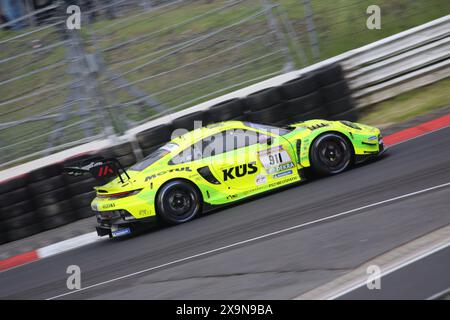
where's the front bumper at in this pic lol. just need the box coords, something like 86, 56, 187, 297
355, 134, 386, 164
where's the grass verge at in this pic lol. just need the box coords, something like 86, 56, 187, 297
359, 77, 450, 127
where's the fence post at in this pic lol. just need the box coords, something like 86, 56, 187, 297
260, 0, 295, 72
275, 4, 309, 67
302, 0, 320, 61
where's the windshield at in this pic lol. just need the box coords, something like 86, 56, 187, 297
130, 143, 179, 171
244, 122, 292, 136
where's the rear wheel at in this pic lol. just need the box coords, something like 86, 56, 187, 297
156, 180, 201, 225
310, 133, 352, 175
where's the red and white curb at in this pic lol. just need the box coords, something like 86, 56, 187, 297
383, 113, 450, 145
0, 232, 100, 272
1, 113, 450, 273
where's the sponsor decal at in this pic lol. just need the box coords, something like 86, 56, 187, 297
243, 176, 299, 196
268, 162, 294, 174
102, 203, 115, 209
273, 170, 293, 179
97, 165, 114, 177
145, 167, 192, 181
226, 194, 238, 200
222, 162, 258, 181
258, 146, 293, 174
111, 228, 131, 237
82, 161, 103, 170
255, 174, 267, 185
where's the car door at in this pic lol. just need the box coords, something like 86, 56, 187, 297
206, 128, 299, 191
253, 130, 299, 187
205, 129, 260, 191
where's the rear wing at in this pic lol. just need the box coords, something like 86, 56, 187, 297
64, 156, 130, 183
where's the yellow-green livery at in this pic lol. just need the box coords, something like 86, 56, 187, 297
66, 120, 384, 238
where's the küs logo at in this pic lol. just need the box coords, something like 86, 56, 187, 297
223, 162, 258, 181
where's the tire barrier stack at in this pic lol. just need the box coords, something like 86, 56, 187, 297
133, 63, 358, 162
136, 124, 174, 157
0, 62, 358, 244
315, 64, 358, 122
245, 87, 285, 125
208, 99, 248, 123
30, 164, 79, 233
0, 142, 138, 244
0, 174, 36, 244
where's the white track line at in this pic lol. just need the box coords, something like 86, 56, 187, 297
326, 241, 450, 300
427, 287, 450, 300
47, 181, 450, 300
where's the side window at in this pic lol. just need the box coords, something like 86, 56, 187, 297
225, 129, 259, 151
202, 132, 225, 157
169, 129, 260, 164
169, 142, 202, 165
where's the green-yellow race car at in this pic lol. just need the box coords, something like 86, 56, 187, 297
65, 119, 384, 238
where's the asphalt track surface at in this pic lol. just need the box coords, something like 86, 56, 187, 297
1, 126, 450, 299
336, 245, 450, 300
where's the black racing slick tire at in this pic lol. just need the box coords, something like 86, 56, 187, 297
156, 180, 201, 225
310, 133, 352, 176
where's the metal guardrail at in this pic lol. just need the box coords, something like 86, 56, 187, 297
342, 14, 450, 108
1, 14, 449, 182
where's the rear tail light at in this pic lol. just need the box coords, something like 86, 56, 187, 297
97, 189, 142, 199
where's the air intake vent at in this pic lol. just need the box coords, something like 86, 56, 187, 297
197, 166, 221, 185
296, 140, 302, 164
340, 121, 361, 130
307, 123, 329, 130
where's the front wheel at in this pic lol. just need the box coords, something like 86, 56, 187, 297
156, 180, 201, 225
310, 133, 352, 176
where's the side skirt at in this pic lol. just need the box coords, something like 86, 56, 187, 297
202, 169, 306, 214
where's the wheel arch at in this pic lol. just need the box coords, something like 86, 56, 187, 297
305, 130, 356, 167
154, 177, 204, 215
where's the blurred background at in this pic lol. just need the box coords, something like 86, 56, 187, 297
0, 0, 448, 169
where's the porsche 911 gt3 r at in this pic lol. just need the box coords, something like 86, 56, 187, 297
65, 120, 384, 238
